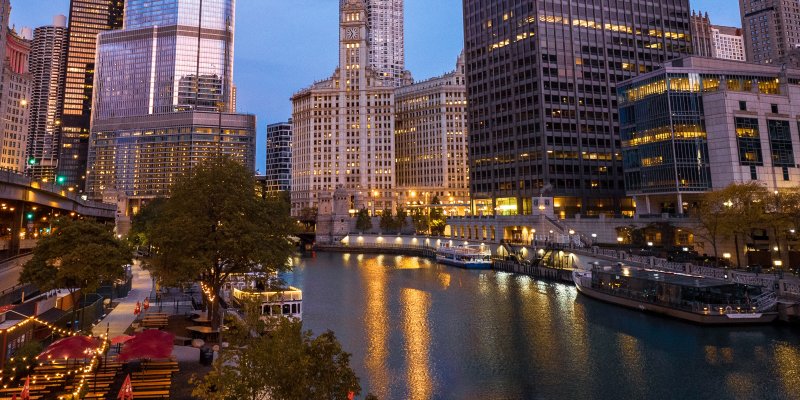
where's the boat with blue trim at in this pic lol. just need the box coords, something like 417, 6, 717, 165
436, 244, 493, 269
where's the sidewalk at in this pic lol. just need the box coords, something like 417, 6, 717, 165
93, 260, 154, 338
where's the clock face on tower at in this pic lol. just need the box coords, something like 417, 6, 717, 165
346, 27, 359, 40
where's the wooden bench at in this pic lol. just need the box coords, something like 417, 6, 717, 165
131, 390, 171, 399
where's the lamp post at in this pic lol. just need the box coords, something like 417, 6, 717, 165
591, 233, 597, 246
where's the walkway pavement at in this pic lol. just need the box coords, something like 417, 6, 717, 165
93, 260, 153, 338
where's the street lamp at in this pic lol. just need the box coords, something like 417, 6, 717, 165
591, 233, 597, 245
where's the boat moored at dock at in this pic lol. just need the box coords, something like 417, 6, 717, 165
436, 244, 493, 269
572, 265, 778, 325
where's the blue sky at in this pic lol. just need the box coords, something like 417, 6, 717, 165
11, 0, 741, 171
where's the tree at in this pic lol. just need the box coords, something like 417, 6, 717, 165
694, 189, 735, 262
394, 207, 408, 233
129, 197, 167, 251
429, 196, 446, 236
379, 208, 394, 234
143, 156, 296, 329
298, 207, 318, 232
193, 318, 361, 400
411, 208, 430, 235
355, 208, 372, 233
20, 219, 130, 331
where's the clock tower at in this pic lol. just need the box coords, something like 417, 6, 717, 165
339, 0, 368, 92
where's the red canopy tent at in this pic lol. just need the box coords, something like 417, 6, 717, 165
111, 335, 135, 346
119, 330, 174, 361
37, 336, 100, 360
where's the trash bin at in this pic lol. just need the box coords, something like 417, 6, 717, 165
199, 347, 214, 366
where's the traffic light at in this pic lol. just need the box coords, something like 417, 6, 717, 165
27, 158, 36, 165
56, 175, 66, 185
25, 212, 34, 220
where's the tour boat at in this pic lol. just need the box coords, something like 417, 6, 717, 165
224, 274, 303, 322
436, 244, 493, 269
572, 265, 778, 325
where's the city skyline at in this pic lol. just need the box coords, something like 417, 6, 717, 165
9, 0, 742, 170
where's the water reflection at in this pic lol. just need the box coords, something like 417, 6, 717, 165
286, 253, 800, 400
402, 289, 433, 399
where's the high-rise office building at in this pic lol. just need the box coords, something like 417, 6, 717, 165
691, 11, 715, 58
620, 56, 800, 214
0, 27, 33, 172
265, 120, 292, 193
366, 0, 407, 86
740, 0, 800, 64
57, 0, 125, 192
462, 0, 692, 218
27, 16, 67, 182
395, 54, 470, 211
291, 0, 396, 215
712, 25, 746, 62
87, 0, 255, 203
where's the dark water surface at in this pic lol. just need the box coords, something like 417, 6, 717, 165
282, 252, 800, 400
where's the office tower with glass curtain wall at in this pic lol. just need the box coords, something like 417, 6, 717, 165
87, 0, 255, 203
462, 0, 692, 218
27, 16, 68, 183
57, 0, 125, 192
265, 120, 292, 194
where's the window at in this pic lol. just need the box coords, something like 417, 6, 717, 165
783, 167, 790, 182
768, 120, 794, 167
771, 104, 779, 114
750, 166, 758, 180
736, 118, 763, 166
739, 101, 747, 111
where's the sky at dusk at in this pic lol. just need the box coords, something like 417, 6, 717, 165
10, 0, 741, 171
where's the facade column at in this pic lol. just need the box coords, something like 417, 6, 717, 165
676, 193, 684, 215
9, 205, 22, 256
645, 195, 652, 214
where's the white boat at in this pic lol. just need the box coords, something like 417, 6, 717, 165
224, 273, 302, 322
436, 244, 493, 270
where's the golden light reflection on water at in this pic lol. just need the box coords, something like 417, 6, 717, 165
617, 333, 644, 398
725, 372, 755, 400
402, 288, 433, 400
774, 342, 800, 394
362, 258, 389, 398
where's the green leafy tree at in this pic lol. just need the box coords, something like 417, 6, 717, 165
429, 196, 446, 236
298, 207, 318, 231
394, 207, 408, 233
20, 219, 130, 331
379, 208, 394, 234
129, 197, 167, 251
143, 156, 295, 329
694, 189, 732, 262
355, 208, 372, 233
193, 318, 361, 400
411, 208, 430, 235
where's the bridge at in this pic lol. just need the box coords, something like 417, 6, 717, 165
0, 170, 117, 259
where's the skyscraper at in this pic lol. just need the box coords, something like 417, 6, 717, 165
366, 0, 407, 86
740, 0, 800, 64
690, 11, 715, 58
462, 0, 692, 218
57, 0, 125, 192
265, 120, 292, 193
291, 0, 396, 215
0, 27, 33, 173
712, 25, 746, 62
27, 16, 68, 182
87, 0, 255, 205
395, 54, 469, 211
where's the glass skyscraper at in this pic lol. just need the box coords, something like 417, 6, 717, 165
57, 0, 125, 192
87, 0, 255, 204
462, 0, 692, 218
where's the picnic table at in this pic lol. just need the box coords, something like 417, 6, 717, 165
141, 313, 169, 329
186, 326, 219, 342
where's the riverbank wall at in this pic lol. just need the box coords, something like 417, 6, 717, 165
494, 260, 573, 283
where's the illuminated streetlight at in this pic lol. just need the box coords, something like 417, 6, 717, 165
617, 237, 624, 243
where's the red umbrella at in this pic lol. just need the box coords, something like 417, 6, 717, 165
37, 336, 100, 360
119, 329, 175, 361
117, 374, 133, 400
111, 335, 135, 345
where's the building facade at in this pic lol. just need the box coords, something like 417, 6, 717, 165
88, 0, 255, 203
291, 0, 397, 215
740, 0, 800, 64
620, 57, 800, 215
57, 0, 126, 192
0, 28, 32, 172
27, 16, 68, 182
366, 0, 406, 86
690, 12, 715, 58
395, 54, 469, 213
265, 119, 292, 193
712, 25, 746, 62
462, 0, 692, 218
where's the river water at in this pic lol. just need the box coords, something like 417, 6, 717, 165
281, 252, 800, 400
